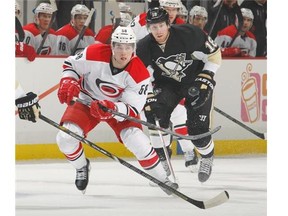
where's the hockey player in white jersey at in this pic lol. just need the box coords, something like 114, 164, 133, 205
23, 3, 57, 55
56, 4, 95, 55
56, 26, 178, 194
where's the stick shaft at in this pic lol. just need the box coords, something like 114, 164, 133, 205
38, 114, 229, 209
214, 106, 266, 139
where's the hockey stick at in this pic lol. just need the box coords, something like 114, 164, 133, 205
155, 118, 178, 184
188, 87, 266, 140
39, 113, 229, 209
214, 106, 266, 140
208, 0, 224, 36
36, 0, 58, 54
15, 16, 25, 42
73, 97, 221, 141
71, 8, 95, 55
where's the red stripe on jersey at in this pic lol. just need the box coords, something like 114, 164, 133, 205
86, 43, 111, 63
138, 149, 159, 169
125, 57, 150, 83
175, 126, 188, 135
139, 13, 147, 27
23, 23, 56, 36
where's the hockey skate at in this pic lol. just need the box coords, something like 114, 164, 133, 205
184, 149, 199, 173
159, 177, 179, 195
75, 158, 91, 194
198, 156, 213, 183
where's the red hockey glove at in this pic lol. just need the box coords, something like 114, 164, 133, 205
90, 100, 117, 120
15, 42, 37, 62
57, 78, 80, 104
221, 47, 241, 57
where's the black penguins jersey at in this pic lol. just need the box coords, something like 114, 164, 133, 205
136, 24, 221, 86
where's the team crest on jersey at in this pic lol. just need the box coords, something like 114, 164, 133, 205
96, 79, 124, 98
155, 53, 193, 82
40, 46, 51, 55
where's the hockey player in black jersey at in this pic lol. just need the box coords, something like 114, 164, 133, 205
136, 7, 222, 183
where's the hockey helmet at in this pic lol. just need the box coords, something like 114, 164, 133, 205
15, 1, 21, 18
179, 3, 188, 17
111, 26, 136, 44
34, 3, 53, 15
189, 5, 208, 21
241, 8, 254, 20
71, 4, 90, 18
119, 12, 133, 27
118, 2, 132, 13
146, 7, 169, 25
159, 0, 182, 8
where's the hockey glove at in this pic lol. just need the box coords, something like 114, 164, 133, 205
15, 92, 40, 123
90, 100, 117, 120
15, 42, 37, 62
189, 70, 216, 110
144, 93, 162, 120
57, 77, 80, 104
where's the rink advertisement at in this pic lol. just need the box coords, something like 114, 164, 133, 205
15, 57, 267, 159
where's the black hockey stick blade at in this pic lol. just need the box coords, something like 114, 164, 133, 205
39, 114, 229, 209
214, 106, 266, 140
73, 97, 221, 140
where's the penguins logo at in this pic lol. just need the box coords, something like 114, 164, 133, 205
155, 53, 193, 82
96, 79, 124, 98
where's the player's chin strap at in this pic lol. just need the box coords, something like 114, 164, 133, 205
72, 97, 221, 141
39, 113, 229, 209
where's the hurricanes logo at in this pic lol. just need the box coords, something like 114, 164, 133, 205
155, 53, 193, 82
95, 79, 124, 98
40, 46, 51, 55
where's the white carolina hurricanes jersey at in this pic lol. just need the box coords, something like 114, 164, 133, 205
129, 12, 149, 42
215, 24, 257, 57
62, 43, 151, 119
23, 23, 57, 55
56, 24, 95, 55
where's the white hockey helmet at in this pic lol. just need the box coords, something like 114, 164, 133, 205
118, 2, 132, 13
241, 8, 254, 20
34, 3, 53, 15
71, 4, 90, 18
189, 5, 208, 20
111, 26, 136, 44
159, 0, 182, 8
15, 1, 21, 18
178, 3, 188, 16
119, 12, 133, 27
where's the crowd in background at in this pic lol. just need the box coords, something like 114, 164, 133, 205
15, 0, 267, 60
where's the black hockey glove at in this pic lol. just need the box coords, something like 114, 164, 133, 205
144, 93, 162, 120
188, 70, 216, 110
15, 92, 41, 123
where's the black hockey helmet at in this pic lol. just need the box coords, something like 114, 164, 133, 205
146, 7, 169, 25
